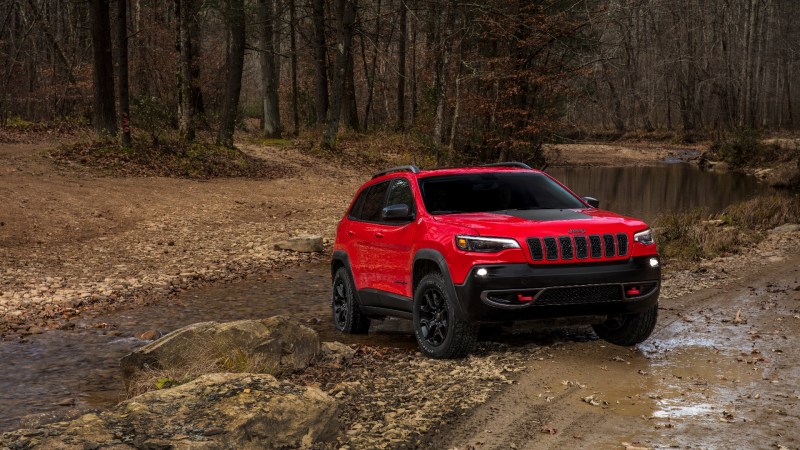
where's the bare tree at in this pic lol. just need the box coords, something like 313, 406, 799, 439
259, 0, 281, 138
323, 0, 357, 148
217, 0, 246, 148
89, 0, 117, 136
178, 0, 195, 142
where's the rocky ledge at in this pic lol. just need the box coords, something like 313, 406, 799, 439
1, 373, 339, 450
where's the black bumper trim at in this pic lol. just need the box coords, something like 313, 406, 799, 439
453, 256, 660, 323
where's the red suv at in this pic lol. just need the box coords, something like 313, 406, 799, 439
331, 163, 660, 358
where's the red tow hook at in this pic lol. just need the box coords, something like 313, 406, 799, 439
626, 286, 641, 296
517, 294, 534, 302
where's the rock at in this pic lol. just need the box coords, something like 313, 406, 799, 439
0, 373, 339, 449
273, 235, 324, 253
321, 341, 356, 363
709, 161, 730, 172
121, 316, 319, 388
769, 223, 800, 234
137, 329, 162, 340
766, 165, 800, 189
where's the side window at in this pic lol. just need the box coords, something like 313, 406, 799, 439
359, 181, 390, 222
348, 187, 370, 219
386, 178, 415, 213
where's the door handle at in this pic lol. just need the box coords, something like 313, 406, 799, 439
347, 231, 355, 237
375, 232, 384, 239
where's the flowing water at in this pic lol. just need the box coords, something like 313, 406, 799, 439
0, 163, 775, 432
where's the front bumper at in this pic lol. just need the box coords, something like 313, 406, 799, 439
452, 256, 660, 323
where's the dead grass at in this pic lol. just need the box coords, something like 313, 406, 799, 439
125, 335, 282, 398
654, 194, 800, 267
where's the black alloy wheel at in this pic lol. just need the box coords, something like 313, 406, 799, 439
418, 287, 449, 347
331, 267, 370, 334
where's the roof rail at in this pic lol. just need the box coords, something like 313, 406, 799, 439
481, 161, 532, 170
372, 165, 421, 179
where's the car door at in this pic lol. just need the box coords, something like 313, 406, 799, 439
347, 180, 390, 291
369, 177, 416, 299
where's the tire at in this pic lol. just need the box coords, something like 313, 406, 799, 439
332, 267, 370, 334
592, 303, 658, 346
412, 272, 478, 359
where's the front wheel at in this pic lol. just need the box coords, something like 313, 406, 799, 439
413, 272, 478, 359
592, 303, 658, 346
332, 267, 370, 334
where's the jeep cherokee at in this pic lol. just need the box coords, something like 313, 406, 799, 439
331, 163, 660, 358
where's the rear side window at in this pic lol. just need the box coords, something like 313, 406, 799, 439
357, 180, 390, 222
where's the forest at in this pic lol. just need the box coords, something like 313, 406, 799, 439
1, 0, 798, 164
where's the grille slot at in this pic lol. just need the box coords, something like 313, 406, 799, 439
603, 234, 616, 258
543, 237, 558, 260
558, 237, 574, 260
527, 238, 543, 261
589, 235, 602, 258
574, 236, 588, 259
536, 285, 623, 306
617, 233, 629, 256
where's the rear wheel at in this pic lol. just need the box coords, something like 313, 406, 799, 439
332, 267, 370, 334
413, 272, 478, 359
592, 303, 658, 346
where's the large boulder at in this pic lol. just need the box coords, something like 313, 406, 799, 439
0, 373, 339, 449
121, 316, 319, 390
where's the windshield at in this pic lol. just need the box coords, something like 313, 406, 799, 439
418, 172, 586, 215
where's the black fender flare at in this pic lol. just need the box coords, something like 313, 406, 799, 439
331, 250, 364, 306
412, 249, 467, 320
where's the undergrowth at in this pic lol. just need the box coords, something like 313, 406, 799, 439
49, 139, 288, 179
654, 194, 800, 267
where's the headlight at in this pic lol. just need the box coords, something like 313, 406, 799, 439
455, 235, 520, 253
634, 228, 655, 245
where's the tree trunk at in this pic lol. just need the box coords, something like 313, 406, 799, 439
178, 0, 195, 142
289, 0, 299, 135
217, 0, 246, 148
433, 3, 453, 161
322, 0, 356, 148
447, 71, 461, 163
117, 0, 131, 146
362, 0, 381, 130
342, 47, 359, 130
410, 0, 417, 127
311, 0, 328, 124
89, 0, 117, 136
396, 0, 407, 130
259, 0, 281, 138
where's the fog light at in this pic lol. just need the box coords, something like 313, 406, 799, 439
476, 268, 488, 277
649, 257, 659, 268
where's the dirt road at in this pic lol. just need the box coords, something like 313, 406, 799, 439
427, 250, 800, 450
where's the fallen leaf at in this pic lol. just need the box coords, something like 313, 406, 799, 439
733, 309, 746, 325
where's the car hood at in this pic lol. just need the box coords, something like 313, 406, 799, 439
432, 209, 648, 237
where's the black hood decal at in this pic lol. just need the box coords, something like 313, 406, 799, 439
495, 209, 592, 221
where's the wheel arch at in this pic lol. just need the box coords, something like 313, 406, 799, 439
331, 250, 363, 306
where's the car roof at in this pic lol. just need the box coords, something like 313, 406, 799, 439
370, 163, 543, 181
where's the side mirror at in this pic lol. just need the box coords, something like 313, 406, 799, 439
381, 204, 412, 220
582, 196, 600, 208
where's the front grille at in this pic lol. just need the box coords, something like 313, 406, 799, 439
543, 237, 558, 260
528, 233, 628, 262
617, 233, 629, 256
536, 285, 623, 306
603, 234, 616, 258
575, 236, 588, 259
558, 237, 574, 260
528, 238, 543, 260
589, 235, 602, 258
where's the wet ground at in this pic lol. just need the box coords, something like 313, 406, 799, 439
428, 253, 800, 450
0, 162, 788, 439
0, 261, 418, 432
